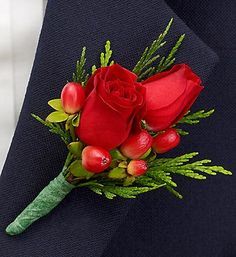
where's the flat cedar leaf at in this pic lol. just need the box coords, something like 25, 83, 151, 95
175, 128, 189, 136
100, 40, 113, 67
46, 111, 68, 123
178, 109, 215, 125
48, 99, 63, 111
166, 186, 183, 199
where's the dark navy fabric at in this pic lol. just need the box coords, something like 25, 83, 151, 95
0, 0, 234, 256
103, 1, 236, 257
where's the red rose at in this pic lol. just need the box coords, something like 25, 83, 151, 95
76, 64, 145, 150
142, 64, 203, 131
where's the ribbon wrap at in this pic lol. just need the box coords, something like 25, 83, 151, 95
6, 172, 75, 236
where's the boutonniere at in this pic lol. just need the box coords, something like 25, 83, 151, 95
6, 19, 232, 236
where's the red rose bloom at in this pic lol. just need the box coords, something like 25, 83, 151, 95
142, 64, 203, 131
76, 64, 145, 150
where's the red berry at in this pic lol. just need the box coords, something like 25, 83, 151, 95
152, 128, 180, 154
127, 160, 148, 177
120, 130, 153, 159
61, 82, 85, 114
82, 146, 112, 173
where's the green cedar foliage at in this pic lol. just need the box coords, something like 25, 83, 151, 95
77, 153, 231, 200
175, 109, 215, 136
133, 18, 185, 81
92, 40, 114, 73
72, 47, 89, 85
31, 114, 71, 145
146, 152, 232, 199
31, 36, 231, 201
178, 109, 215, 125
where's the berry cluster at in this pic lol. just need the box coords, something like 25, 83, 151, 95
61, 82, 180, 178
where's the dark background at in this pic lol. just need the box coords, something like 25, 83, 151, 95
0, 0, 235, 256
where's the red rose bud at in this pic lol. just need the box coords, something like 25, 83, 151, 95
120, 130, 153, 159
143, 64, 203, 131
76, 64, 146, 150
152, 128, 180, 154
61, 82, 85, 114
127, 160, 148, 177
82, 146, 112, 173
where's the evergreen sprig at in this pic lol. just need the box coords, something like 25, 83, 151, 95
31, 114, 71, 144
79, 152, 232, 200
72, 47, 89, 85
178, 109, 215, 125
156, 34, 185, 73
133, 18, 173, 76
100, 40, 114, 67
88, 182, 165, 199
146, 152, 232, 198
175, 128, 189, 136
91, 40, 114, 74
133, 18, 185, 81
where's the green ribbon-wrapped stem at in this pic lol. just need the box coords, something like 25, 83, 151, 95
6, 172, 75, 236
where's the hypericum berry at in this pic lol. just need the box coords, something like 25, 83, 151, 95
61, 82, 85, 114
120, 130, 153, 159
82, 146, 112, 173
127, 160, 148, 177
152, 128, 180, 154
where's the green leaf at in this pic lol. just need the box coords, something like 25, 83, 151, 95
123, 176, 136, 186
110, 149, 127, 160
72, 113, 80, 127
108, 167, 127, 179
48, 99, 63, 111
118, 161, 128, 168
67, 141, 83, 158
140, 148, 152, 159
69, 160, 93, 179
46, 111, 69, 123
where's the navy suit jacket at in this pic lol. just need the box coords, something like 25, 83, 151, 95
0, 0, 235, 256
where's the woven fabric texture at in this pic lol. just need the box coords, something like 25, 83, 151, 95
0, 0, 227, 256
103, 0, 236, 256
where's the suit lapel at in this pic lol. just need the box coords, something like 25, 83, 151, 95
0, 1, 218, 257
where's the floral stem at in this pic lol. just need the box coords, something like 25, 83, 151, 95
6, 172, 75, 236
